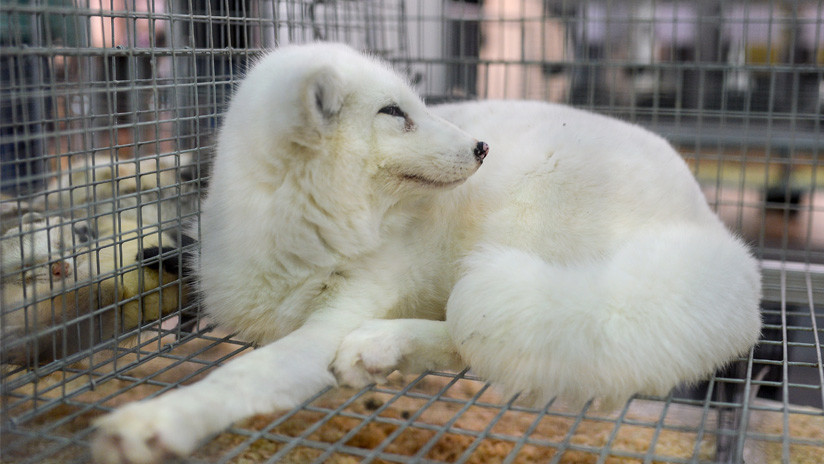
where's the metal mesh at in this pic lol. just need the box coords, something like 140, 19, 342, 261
1, 1, 823, 463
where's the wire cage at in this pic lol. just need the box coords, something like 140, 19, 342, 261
1, 0, 822, 462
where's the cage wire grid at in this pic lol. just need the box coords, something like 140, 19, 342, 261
1, 0, 824, 463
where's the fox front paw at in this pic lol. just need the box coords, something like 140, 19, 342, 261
91, 401, 198, 464
331, 321, 406, 387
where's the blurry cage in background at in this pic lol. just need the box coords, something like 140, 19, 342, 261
1, 1, 823, 464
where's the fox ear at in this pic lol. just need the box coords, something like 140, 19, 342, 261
303, 67, 344, 128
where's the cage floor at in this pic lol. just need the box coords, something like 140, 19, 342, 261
2, 265, 823, 464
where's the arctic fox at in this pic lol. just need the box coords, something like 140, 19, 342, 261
92, 42, 761, 464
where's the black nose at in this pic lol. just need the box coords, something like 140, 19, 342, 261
474, 141, 489, 162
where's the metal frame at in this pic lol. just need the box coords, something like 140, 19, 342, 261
2, 1, 823, 463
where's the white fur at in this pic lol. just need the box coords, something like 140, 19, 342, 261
91, 43, 761, 463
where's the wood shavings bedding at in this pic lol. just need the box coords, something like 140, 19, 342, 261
2, 337, 822, 463
192, 374, 823, 463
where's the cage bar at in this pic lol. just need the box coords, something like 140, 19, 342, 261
1, 1, 823, 463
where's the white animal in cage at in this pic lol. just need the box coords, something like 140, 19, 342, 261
0, 207, 186, 365
91, 42, 761, 464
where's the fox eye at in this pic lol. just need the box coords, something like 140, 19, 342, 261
378, 105, 405, 118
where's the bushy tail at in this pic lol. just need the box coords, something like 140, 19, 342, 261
446, 225, 762, 408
